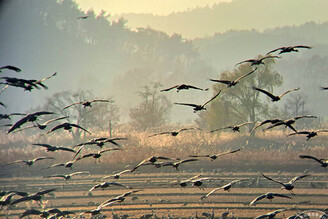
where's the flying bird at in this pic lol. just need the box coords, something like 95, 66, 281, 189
190, 149, 240, 161
299, 155, 328, 167
266, 45, 312, 55
10, 189, 56, 206
4, 157, 54, 167
210, 68, 257, 87
45, 122, 91, 135
200, 180, 243, 200
99, 190, 141, 206
210, 122, 254, 133
236, 55, 280, 66
77, 15, 89, 19
148, 127, 201, 137
261, 173, 310, 194
7, 111, 55, 133
89, 181, 131, 192
75, 148, 121, 163
45, 158, 80, 170
160, 84, 208, 92
253, 86, 300, 102
250, 192, 291, 206
170, 175, 202, 188
255, 209, 287, 219
79, 200, 120, 217
62, 99, 111, 110
44, 171, 89, 181
265, 115, 317, 132
12, 116, 68, 133
100, 169, 131, 180
0, 113, 25, 120
174, 90, 221, 112
288, 130, 328, 141
0, 193, 16, 208
160, 158, 198, 170
131, 156, 172, 173
251, 119, 286, 132
32, 143, 75, 153
0, 65, 22, 72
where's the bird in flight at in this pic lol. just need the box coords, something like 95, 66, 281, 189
160, 158, 198, 170
264, 115, 317, 132
200, 179, 243, 200
236, 55, 280, 66
10, 189, 56, 206
62, 99, 111, 110
4, 157, 54, 167
174, 90, 221, 112
288, 130, 328, 141
44, 171, 89, 181
160, 84, 208, 92
7, 111, 55, 133
210, 122, 254, 133
32, 143, 75, 153
252, 86, 300, 102
45, 122, 91, 135
12, 116, 68, 133
254, 209, 287, 219
148, 127, 201, 137
88, 181, 131, 192
266, 45, 312, 55
75, 148, 121, 163
131, 156, 172, 173
261, 173, 310, 195
299, 155, 328, 167
100, 169, 131, 180
250, 192, 291, 206
77, 15, 89, 19
210, 68, 257, 87
190, 149, 240, 161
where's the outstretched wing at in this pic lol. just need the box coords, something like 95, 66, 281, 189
278, 88, 300, 98
69, 124, 92, 135
33, 157, 55, 162
0, 65, 22, 72
204, 187, 223, 199
266, 47, 285, 55
215, 149, 241, 157
250, 194, 267, 206
7, 116, 29, 133
288, 131, 310, 136
288, 174, 310, 184
234, 68, 257, 83
148, 131, 173, 137
57, 146, 75, 153
252, 87, 277, 100
236, 59, 256, 66
294, 45, 312, 49
261, 173, 285, 186
272, 193, 291, 199
43, 116, 68, 125
260, 55, 280, 61
209, 79, 232, 85
299, 155, 323, 164
160, 85, 179, 92
90, 99, 110, 103
62, 102, 83, 110
46, 123, 66, 134
174, 102, 199, 108
35, 188, 56, 196
202, 90, 221, 107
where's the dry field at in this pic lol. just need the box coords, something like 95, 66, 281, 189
1, 128, 328, 218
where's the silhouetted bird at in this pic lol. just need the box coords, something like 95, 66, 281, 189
76, 148, 121, 163
4, 157, 54, 167
13, 116, 68, 133
149, 127, 201, 137
255, 209, 287, 219
99, 190, 141, 206
210, 68, 257, 87
0, 65, 22, 72
210, 122, 254, 132
250, 192, 291, 206
10, 189, 56, 206
89, 181, 131, 192
236, 55, 280, 66
160, 158, 198, 170
77, 15, 89, 19
62, 99, 110, 110
79, 200, 120, 217
253, 86, 300, 102
288, 130, 328, 141
299, 155, 328, 167
174, 90, 221, 112
0, 113, 25, 120
7, 111, 54, 133
101, 169, 131, 180
170, 175, 202, 188
251, 119, 286, 132
161, 84, 208, 92
261, 173, 310, 194
0, 193, 16, 208
131, 156, 171, 173
32, 143, 75, 153
44, 171, 89, 181
45, 158, 80, 170
45, 122, 91, 135
190, 149, 240, 161
201, 180, 242, 200
265, 115, 317, 132
266, 45, 312, 55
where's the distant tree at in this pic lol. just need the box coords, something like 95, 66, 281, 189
129, 83, 172, 130
44, 90, 120, 140
196, 56, 282, 133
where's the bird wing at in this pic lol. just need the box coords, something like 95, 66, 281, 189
202, 90, 221, 107
57, 146, 75, 153
260, 55, 280, 61
236, 59, 256, 65
185, 85, 206, 91
43, 116, 68, 125
288, 131, 310, 136
209, 79, 232, 85
10, 196, 31, 205
237, 121, 255, 127
234, 68, 257, 83
90, 99, 110, 103
107, 182, 131, 188
44, 174, 66, 179
174, 102, 199, 108
261, 173, 285, 186
205, 187, 223, 198
130, 159, 149, 173
99, 148, 121, 154
148, 131, 173, 137
33, 157, 55, 162
46, 123, 66, 134
265, 122, 285, 130
0, 65, 22, 72
215, 148, 241, 157
250, 194, 267, 206
3, 160, 26, 166
177, 158, 198, 164
317, 129, 328, 133
252, 87, 277, 100
20, 209, 43, 217
293, 115, 317, 120
62, 102, 83, 110
266, 47, 285, 55
35, 189, 56, 196
189, 154, 210, 158
160, 85, 179, 92
7, 116, 29, 133
73, 146, 85, 158
288, 174, 310, 184
278, 88, 300, 98
299, 155, 323, 164
69, 124, 92, 135
251, 119, 283, 132
293, 45, 312, 49
272, 193, 291, 199
32, 143, 52, 149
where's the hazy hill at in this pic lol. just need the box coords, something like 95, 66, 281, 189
113, 0, 328, 39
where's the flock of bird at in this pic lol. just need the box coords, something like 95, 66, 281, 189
1, 42, 327, 219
